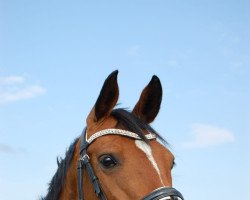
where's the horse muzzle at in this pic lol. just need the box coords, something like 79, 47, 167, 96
142, 187, 184, 200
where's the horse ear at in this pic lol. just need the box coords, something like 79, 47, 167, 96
87, 70, 119, 123
132, 75, 162, 123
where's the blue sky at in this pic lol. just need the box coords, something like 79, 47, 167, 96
0, 0, 249, 199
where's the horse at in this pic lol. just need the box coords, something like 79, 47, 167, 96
42, 70, 184, 200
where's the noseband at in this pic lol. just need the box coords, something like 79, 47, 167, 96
77, 128, 184, 200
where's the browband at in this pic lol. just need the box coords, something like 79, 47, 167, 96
86, 128, 156, 144
77, 128, 157, 200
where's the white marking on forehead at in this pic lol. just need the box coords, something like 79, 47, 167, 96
135, 140, 165, 186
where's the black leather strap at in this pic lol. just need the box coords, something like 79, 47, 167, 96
77, 128, 107, 200
77, 159, 84, 200
82, 153, 107, 200
142, 187, 184, 200
79, 128, 89, 155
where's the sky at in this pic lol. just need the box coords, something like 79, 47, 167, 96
0, 0, 249, 199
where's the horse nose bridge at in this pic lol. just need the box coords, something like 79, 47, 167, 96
125, 164, 174, 200
134, 140, 172, 187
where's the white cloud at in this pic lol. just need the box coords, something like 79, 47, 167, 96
0, 76, 25, 85
183, 123, 235, 149
0, 143, 26, 154
0, 75, 46, 105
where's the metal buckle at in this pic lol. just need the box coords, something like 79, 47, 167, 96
79, 154, 90, 165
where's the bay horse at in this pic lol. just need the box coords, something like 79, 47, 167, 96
42, 70, 184, 200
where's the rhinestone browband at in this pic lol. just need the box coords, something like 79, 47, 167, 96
86, 128, 156, 144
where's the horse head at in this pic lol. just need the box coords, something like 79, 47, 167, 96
43, 70, 184, 200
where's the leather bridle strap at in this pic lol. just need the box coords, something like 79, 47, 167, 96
77, 129, 107, 200
77, 128, 156, 200
77, 158, 84, 200
142, 187, 184, 200
78, 153, 107, 200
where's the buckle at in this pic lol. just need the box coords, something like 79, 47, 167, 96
79, 154, 90, 165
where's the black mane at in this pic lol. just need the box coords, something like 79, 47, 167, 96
41, 108, 166, 200
41, 138, 78, 200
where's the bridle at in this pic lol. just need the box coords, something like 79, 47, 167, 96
77, 128, 184, 200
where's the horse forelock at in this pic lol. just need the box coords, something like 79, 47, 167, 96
111, 108, 167, 145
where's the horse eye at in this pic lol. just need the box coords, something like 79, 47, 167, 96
99, 155, 117, 169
